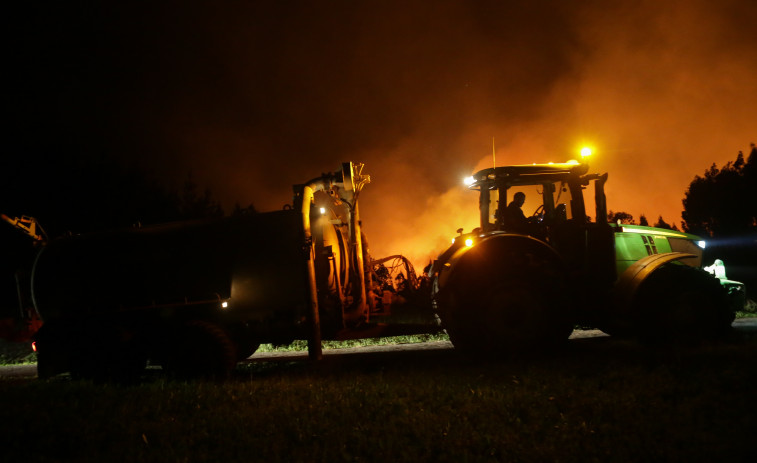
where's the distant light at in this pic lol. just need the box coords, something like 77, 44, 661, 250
319, 207, 326, 215
221, 301, 229, 308
463, 176, 475, 186
464, 238, 473, 247
580, 147, 592, 158
697, 240, 706, 249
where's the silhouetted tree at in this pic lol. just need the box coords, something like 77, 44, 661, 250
653, 215, 678, 230
608, 210, 635, 224
682, 144, 757, 237
232, 203, 258, 215
639, 214, 649, 226
1, 154, 226, 237
682, 143, 757, 301
176, 173, 224, 220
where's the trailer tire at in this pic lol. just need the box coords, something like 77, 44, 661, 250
35, 321, 72, 379
162, 320, 237, 379
64, 322, 147, 383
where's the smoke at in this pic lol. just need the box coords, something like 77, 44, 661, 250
355, 0, 757, 262
13, 1, 756, 265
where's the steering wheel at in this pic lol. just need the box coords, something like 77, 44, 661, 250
530, 204, 545, 223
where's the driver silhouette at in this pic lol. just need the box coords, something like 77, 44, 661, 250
503, 191, 528, 233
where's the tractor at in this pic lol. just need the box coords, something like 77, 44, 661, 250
430, 158, 739, 354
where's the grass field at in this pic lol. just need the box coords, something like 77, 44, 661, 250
1, 331, 756, 462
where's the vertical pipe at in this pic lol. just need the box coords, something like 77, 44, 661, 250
595, 173, 609, 224
350, 198, 369, 320
298, 185, 323, 361
479, 188, 490, 229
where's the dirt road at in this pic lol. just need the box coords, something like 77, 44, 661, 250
2, 318, 755, 380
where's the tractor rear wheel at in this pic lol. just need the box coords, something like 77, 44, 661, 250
434, 235, 574, 357
443, 277, 572, 357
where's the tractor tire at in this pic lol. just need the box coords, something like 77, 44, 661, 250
443, 278, 572, 357
161, 320, 238, 379
436, 241, 574, 357
632, 264, 733, 344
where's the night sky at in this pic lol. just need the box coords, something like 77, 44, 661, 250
7, 0, 757, 264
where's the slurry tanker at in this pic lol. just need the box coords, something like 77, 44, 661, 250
2, 163, 435, 379
1, 158, 743, 379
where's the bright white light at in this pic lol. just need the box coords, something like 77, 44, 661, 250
221, 301, 228, 308
580, 147, 592, 158
697, 240, 706, 249
319, 207, 326, 215
464, 238, 473, 247
451, 237, 456, 244
463, 176, 475, 186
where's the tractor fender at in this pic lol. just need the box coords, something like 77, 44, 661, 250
612, 252, 697, 310
434, 233, 563, 296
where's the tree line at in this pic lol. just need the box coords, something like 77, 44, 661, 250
607, 143, 756, 237
608, 144, 756, 299
0, 154, 246, 239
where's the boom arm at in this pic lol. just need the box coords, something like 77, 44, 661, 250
1, 214, 47, 243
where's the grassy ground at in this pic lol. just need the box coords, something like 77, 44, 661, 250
735, 298, 757, 319
1, 332, 756, 462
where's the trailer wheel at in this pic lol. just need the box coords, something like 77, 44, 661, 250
65, 323, 148, 383
35, 321, 72, 379
226, 324, 261, 361
633, 264, 733, 343
162, 320, 237, 379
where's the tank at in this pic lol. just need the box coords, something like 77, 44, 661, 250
31, 210, 310, 327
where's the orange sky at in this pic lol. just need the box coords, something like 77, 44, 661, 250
316, 1, 756, 264
12, 1, 756, 267
194, 1, 756, 265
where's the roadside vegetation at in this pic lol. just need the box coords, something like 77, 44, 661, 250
735, 298, 757, 319
0, 333, 451, 366
1, 333, 755, 462
4, 313, 757, 366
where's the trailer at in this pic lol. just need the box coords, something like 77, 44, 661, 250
5, 162, 437, 380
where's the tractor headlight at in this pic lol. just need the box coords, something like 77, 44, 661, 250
697, 240, 706, 249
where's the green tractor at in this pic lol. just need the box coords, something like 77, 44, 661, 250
430, 159, 740, 354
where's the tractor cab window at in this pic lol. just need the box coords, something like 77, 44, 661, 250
486, 187, 500, 228
484, 180, 578, 234
551, 181, 574, 221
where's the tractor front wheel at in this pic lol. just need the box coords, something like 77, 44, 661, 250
632, 264, 733, 343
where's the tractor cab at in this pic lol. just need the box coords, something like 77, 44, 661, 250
467, 162, 604, 234
465, 161, 616, 288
